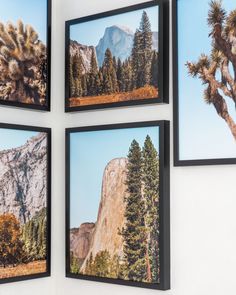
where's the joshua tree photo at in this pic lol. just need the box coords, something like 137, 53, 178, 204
186, 0, 236, 140
0, 20, 47, 105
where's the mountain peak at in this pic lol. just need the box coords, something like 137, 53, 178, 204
107, 25, 134, 36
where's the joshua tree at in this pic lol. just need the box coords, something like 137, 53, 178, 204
186, 1, 236, 140
0, 20, 47, 105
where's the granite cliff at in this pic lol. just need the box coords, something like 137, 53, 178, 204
70, 157, 128, 271
0, 133, 47, 224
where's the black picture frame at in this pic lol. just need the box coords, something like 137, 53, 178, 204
65, 121, 170, 290
65, 0, 169, 112
173, 0, 236, 166
0, 123, 51, 284
0, 0, 51, 112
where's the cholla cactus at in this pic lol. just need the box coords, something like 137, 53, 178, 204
186, 1, 236, 140
0, 20, 47, 105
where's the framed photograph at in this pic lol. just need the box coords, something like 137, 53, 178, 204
65, 0, 169, 112
0, 0, 51, 111
66, 121, 170, 290
173, 0, 236, 166
0, 123, 51, 283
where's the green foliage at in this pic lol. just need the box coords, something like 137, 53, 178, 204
70, 252, 80, 274
121, 140, 147, 282
142, 135, 160, 283
102, 48, 118, 94
151, 51, 158, 88
119, 136, 160, 283
21, 208, 47, 262
84, 251, 123, 279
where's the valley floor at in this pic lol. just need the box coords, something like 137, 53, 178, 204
69, 85, 158, 107
0, 260, 47, 279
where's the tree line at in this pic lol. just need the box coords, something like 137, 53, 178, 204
0, 208, 47, 267
69, 11, 158, 98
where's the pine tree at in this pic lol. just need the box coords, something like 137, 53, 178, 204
121, 140, 147, 282
131, 29, 143, 89
70, 253, 80, 274
131, 11, 153, 89
116, 58, 123, 92
81, 74, 88, 96
102, 48, 118, 94
139, 11, 153, 86
72, 54, 83, 97
150, 51, 158, 88
123, 59, 132, 92
142, 135, 160, 283
69, 56, 76, 97
88, 50, 99, 96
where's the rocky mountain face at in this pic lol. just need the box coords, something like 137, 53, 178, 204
70, 223, 95, 261
96, 25, 134, 67
70, 157, 128, 271
70, 26, 158, 70
0, 133, 47, 224
70, 40, 97, 74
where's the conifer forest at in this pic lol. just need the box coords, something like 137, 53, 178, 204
68, 10, 159, 107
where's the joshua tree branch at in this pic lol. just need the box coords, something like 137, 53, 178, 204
213, 23, 236, 71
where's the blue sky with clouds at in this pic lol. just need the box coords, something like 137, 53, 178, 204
178, 0, 236, 160
70, 5, 159, 47
0, 129, 38, 150
70, 126, 159, 228
0, 0, 47, 43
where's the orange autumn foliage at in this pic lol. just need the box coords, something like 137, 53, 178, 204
0, 213, 25, 267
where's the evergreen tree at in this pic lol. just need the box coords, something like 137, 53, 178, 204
142, 135, 160, 283
69, 56, 76, 97
21, 208, 47, 261
122, 59, 132, 92
150, 51, 158, 88
116, 58, 123, 92
92, 250, 111, 277
88, 50, 99, 96
121, 140, 147, 282
131, 29, 143, 89
102, 48, 118, 94
81, 74, 88, 97
139, 11, 153, 86
73, 54, 83, 97
70, 253, 80, 274
131, 11, 153, 89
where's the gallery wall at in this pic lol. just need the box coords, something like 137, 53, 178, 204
0, 0, 236, 294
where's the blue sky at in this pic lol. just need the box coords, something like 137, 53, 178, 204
178, 0, 236, 160
70, 6, 158, 47
0, 0, 47, 43
0, 129, 38, 150
70, 126, 159, 228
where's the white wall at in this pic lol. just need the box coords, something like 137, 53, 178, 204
1, 0, 236, 294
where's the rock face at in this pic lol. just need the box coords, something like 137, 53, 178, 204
96, 25, 134, 67
0, 133, 47, 224
70, 223, 95, 261
70, 40, 97, 74
70, 27, 158, 71
80, 157, 128, 271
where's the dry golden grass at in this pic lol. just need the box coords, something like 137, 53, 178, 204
0, 260, 46, 279
69, 85, 158, 107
